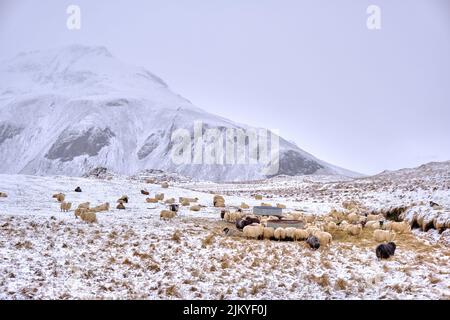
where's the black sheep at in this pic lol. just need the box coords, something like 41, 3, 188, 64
220, 210, 226, 220
375, 242, 396, 259
169, 204, 179, 212
74, 187, 82, 192
306, 236, 320, 250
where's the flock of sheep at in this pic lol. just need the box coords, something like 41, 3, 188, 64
219, 198, 415, 258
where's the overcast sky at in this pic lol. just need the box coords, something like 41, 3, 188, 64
0, 0, 449, 175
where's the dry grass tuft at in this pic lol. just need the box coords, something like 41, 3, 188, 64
202, 233, 215, 248
171, 229, 182, 242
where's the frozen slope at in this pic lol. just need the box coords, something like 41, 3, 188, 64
0, 45, 360, 181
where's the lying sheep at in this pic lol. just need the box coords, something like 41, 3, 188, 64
53, 193, 65, 202
117, 195, 128, 203
263, 227, 275, 240
160, 210, 176, 220
95, 202, 110, 212
116, 203, 126, 210
236, 216, 259, 230
180, 197, 198, 203
80, 211, 97, 223
74, 187, 82, 193
224, 211, 244, 223
387, 221, 411, 234
376, 242, 396, 259
274, 228, 286, 241
276, 203, 286, 209
155, 193, 165, 201
164, 198, 175, 204
306, 236, 320, 250
294, 229, 309, 241
146, 198, 158, 203
254, 194, 263, 200
261, 202, 272, 207
181, 199, 190, 206
240, 202, 250, 209
77, 202, 90, 210
0, 192, 8, 198
373, 229, 396, 242
243, 224, 264, 240
213, 195, 225, 207
161, 182, 169, 189
190, 205, 201, 211
141, 190, 150, 195
345, 224, 362, 236
60, 201, 72, 212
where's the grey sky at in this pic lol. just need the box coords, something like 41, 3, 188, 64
0, 0, 449, 175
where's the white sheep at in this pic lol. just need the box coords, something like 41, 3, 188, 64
284, 227, 297, 240
346, 212, 359, 223
313, 231, 332, 246
0, 192, 8, 198
274, 228, 286, 241
324, 221, 337, 233
80, 211, 97, 223
365, 220, 382, 230
293, 229, 309, 241
160, 210, 176, 220
77, 202, 90, 210
263, 227, 275, 240
373, 229, 396, 242
387, 221, 411, 234
243, 224, 264, 240
60, 201, 72, 212
345, 224, 362, 236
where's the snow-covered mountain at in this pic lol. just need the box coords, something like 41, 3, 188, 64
0, 45, 359, 181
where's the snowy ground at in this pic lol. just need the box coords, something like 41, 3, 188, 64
0, 170, 449, 300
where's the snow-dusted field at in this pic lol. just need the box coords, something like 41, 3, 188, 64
0, 170, 449, 300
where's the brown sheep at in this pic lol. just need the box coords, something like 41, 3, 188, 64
160, 210, 176, 220
116, 203, 126, 210
80, 211, 97, 223
60, 201, 72, 212
141, 190, 150, 195
0, 192, 8, 198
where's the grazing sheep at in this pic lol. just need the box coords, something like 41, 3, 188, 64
60, 201, 72, 212
236, 216, 258, 230
0, 192, 7, 198
263, 227, 275, 240
240, 202, 250, 209
345, 224, 362, 236
376, 242, 396, 259
223, 227, 241, 237
306, 236, 320, 250
330, 209, 345, 222
190, 205, 201, 211
213, 195, 225, 207
155, 193, 165, 201
80, 211, 97, 223
306, 226, 321, 236
365, 220, 382, 230
180, 197, 198, 203
367, 214, 383, 221
276, 203, 286, 209
324, 221, 338, 233
146, 198, 158, 203
284, 227, 297, 241
243, 224, 264, 240
314, 231, 332, 246
304, 215, 315, 223
261, 202, 272, 207
274, 228, 286, 241
141, 190, 150, 195
254, 194, 263, 200
373, 229, 396, 242
77, 202, 90, 210
338, 220, 350, 230
161, 182, 169, 189
387, 221, 411, 234
169, 204, 179, 212
74, 187, 82, 192
164, 198, 175, 204
117, 195, 128, 203
94, 202, 110, 212
116, 203, 126, 210
74, 208, 87, 218
160, 210, 176, 220
346, 213, 359, 223
52, 193, 65, 202
294, 229, 309, 241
